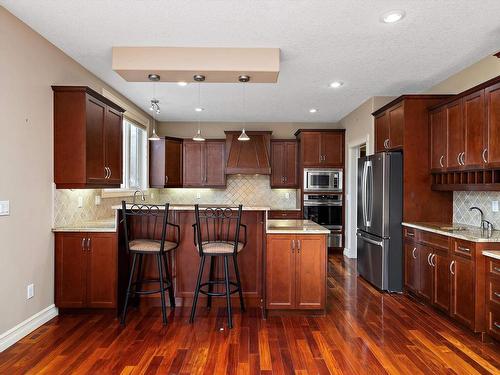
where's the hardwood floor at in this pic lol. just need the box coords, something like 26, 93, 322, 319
1, 255, 499, 374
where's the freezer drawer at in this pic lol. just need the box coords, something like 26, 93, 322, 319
357, 231, 388, 291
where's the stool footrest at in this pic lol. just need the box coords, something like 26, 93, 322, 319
198, 281, 240, 297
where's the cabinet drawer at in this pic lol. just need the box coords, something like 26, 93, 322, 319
487, 305, 500, 341
488, 278, 500, 307
403, 227, 416, 241
452, 239, 475, 259
268, 210, 303, 219
488, 258, 500, 277
420, 231, 449, 250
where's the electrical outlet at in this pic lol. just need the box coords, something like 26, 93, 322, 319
27, 284, 34, 299
196, 192, 201, 200
0, 200, 10, 216
77, 196, 83, 208
95, 195, 101, 206
150, 192, 155, 200
285, 192, 290, 199
492, 201, 499, 212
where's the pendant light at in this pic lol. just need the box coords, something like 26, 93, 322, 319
192, 76, 206, 141
148, 74, 161, 141
238, 75, 250, 141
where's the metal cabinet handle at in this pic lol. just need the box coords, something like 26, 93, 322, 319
87, 238, 91, 251
412, 247, 417, 259
291, 239, 295, 252
457, 246, 470, 253
285, 176, 288, 183
439, 155, 444, 168
432, 254, 436, 267
165, 175, 169, 185
81, 238, 86, 251
494, 291, 500, 299
482, 148, 488, 164
406, 232, 415, 237
297, 239, 301, 253
427, 253, 432, 266
495, 322, 500, 330
450, 260, 455, 275
461, 152, 465, 165
494, 267, 500, 273
457, 153, 461, 165
104, 167, 108, 179
108, 168, 111, 178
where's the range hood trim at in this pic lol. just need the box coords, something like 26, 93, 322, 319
224, 131, 272, 175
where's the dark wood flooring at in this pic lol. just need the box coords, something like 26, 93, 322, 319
0, 255, 499, 374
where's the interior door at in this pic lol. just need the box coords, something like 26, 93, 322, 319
266, 235, 295, 309
446, 99, 464, 169
87, 233, 117, 308
205, 141, 225, 186
104, 106, 123, 185
463, 90, 485, 168
295, 235, 326, 309
85, 95, 106, 183
430, 107, 447, 170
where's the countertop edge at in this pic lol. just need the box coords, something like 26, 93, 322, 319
402, 222, 500, 243
482, 250, 500, 260
52, 227, 117, 233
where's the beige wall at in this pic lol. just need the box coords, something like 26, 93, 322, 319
158, 121, 339, 139
0, 7, 150, 336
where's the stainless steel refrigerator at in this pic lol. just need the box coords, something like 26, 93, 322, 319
357, 152, 403, 292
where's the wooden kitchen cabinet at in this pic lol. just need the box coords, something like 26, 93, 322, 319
418, 245, 433, 303
485, 257, 500, 341
463, 90, 486, 168
55, 232, 117, 309
430, 107, 447, 171
183, 140, 225, 188
404, 241, 419, 293
266, 234, 326, 310
485, 82, 500, 168
270, 140, 298, 188
53, 86, 124, 189
374, 102, 404, 152
431, 249, 450, 314
268, 210, 303, 219
446, 99, 465, 169
149, 137, 183, 188
375, 112, 390, 153
295, 130, 344, 167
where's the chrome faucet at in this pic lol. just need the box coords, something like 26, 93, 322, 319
469, 206, 493, 234
133, 189, 146, 204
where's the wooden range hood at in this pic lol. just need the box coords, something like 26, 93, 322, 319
224, 131, 272, 175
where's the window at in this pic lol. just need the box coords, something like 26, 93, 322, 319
122, 118, 148, 190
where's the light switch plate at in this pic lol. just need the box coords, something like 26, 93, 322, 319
27, 283, 34, 299
77, 196, 83, 208
492, 200, 499, 212
95, 195, 101, 206
0, 200, 10, 216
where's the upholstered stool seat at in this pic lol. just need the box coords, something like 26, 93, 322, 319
129, 239, 178, 252
201, 241, 244, 254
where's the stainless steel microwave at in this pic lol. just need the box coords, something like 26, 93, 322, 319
303, 168, 342, 192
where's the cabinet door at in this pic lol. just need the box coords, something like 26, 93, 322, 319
165, 139, 183, 187
321, 132, 344, 166
432, 251, 450, 314
205, 141, 226, 187
301, 133, 322, 166
430, 107, 447, 170
388, 104, 404, 149
450, 256, 474, 328
266, 235, 295, 309
446, 99, 464, 169
486, 82, 500, 167
284, 142, 298, 187
87, 233, 117, 308
375, 113, 390, 152
418, 245, 433, 303
463, 90, 486, 168
270, 142, 285, 187
404, 241, 419, 293
85, 96, 107, 183
55, 233, 87, 308
295, 235, 326, 309
183, 141, 204, 186
104, 106, 123, 185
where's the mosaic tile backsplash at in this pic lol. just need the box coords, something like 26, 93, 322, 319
53, 175, 298, 227
453, 191, 500, 228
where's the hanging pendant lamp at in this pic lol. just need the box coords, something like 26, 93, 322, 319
238, 75, 250, 141
148, 74, 161, 141
192, 79, 206, 141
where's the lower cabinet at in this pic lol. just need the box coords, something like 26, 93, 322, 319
266, 234, 326, 310
432, 249, 451, 313
485, 257, 500, 340
55, 232, 117, 308
404, 241, 419, 293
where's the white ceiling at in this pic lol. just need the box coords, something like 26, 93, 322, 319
2, 1, 499, 122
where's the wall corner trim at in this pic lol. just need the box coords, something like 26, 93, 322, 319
0, 304, 58, 352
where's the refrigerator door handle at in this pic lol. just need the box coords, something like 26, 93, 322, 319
366, 160, 372, 227
356, 232, 383, 247
361, 161, 368, 227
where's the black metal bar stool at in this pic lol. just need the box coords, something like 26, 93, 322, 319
120, 201, 180, 325
189, 204, 247, 329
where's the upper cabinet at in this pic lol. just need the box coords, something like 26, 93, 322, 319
53, 86, 124, 189
149, 137, 183, 188
375, 103, 404, 152
183, 140, 226, 188
295, 130, 344, 167
271, 140, 298, 188
430, 76, 500, 191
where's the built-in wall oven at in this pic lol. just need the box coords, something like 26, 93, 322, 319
303, 193, 343, 248
303, 168, 342, 192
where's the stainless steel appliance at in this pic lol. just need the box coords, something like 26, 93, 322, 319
303, 193, 343, 248
304, 168, 342, 192
357, 152, 402, 292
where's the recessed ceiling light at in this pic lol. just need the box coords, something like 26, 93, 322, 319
381, 10, 405, 23
177, 81, 188, 87
330, 81, 344, 88
309, 108, 318, 113
195, 107, 204, 112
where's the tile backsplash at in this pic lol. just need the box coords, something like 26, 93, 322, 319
453, 191, 500, 228
53, 175, 298, 228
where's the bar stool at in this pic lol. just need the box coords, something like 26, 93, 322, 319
189, 204, 247, 329
120, 201, 179, 325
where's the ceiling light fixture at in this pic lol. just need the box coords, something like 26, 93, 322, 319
148, 74, 161, 141
192, 83, 205, 141
177, 81, 188, 87
148, 73, 161, 82
309, 108, 318, 113
330, 81, 344, 88
381, 10, 405, 23
238, 75, 251, 141
193, 74, 206, 82
194, 107, 204, 112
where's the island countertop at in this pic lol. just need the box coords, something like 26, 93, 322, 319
266, 219, 330, 234
112, 204, 271, 211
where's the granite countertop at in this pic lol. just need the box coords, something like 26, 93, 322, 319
402, 222, 500, 243
112, 204, 271, 211
52, 218, 117, 232
266, 219, 330, 234
483, 250, 500, 260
